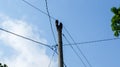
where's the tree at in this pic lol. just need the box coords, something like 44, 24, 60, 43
111, 7, 120, 37
0, 63, 8, 67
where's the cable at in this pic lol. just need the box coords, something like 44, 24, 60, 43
22, 1, 67, 66
48, 45, 67, 67
23, 0, 57, 47
22, 0, 58, 54
22, 0, 56, 20
22, 0, 120, 46
48, 48, 56, 67
45, 0, 57, 44
64, 27, 92, 67
0, 28, 60, 66
44, 1, 67, 67
63, 34, 87, 67
64, 37, 120, 46
0, 28, 51, 48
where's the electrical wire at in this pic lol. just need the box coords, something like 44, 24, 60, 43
48, 46, 67, 67
22, 0, 56, 20
64, 37, 120, 46
22, 0, 120, 46
0, 27, 59, 67
64, 27, 92, 67
45, 0, 57, 44
44, 1, 67, 67
0, 28, 51, 48
21, 1, 120, 67
48, 48, 56, 67
22, 1, 67, 67
23, 0, 57, 47
0, 28, 60, 65
22, 0, 58, 53
19, 1, 120, 67
62, 34, 87, 67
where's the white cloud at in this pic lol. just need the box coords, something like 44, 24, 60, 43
0, 14, 57, 67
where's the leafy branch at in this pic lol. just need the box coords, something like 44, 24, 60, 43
111, 7, 120, 37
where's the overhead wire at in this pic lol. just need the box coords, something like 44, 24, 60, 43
0, 28, 60, 62
44, 0, 67, 67
21, 0, 120, 67
64, 27, 92, 67
45, 0, 57, 44
62, 34, 87, 67
0, 28, 52, 49
48, 48, 56, 67
22, 0, 120, 46
23, 0, 57, 48
22, 0, 58, 52
63, 37, 120, 46
22, 1, 67, 67
0, 28, 60, 66
22, 0, 56, 20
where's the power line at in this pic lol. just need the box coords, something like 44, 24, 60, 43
23, 0, 117, 46
48, 48, 56, 67
22, 0, 120, 47
63, 27, 92, 67
64, 38, 120, 46
22, 0, 56, 20
0, 28, 60, 65
0, 28, 51, 48
0, 27, 60, 67
21, 1, 120, 67
62, 34, 87, 67
22, 0, 58, 54
44, 1, 67, 67
48, 46, 67, 67
45, 0, 57, 44
23, 0, 57, 45
22, 1, 67, 67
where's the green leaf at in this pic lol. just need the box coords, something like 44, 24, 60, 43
118, 7, 120, 15
111, 7, 118, 14
114, 31, 119, 37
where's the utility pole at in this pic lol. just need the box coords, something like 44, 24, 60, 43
55, 20, 64, 67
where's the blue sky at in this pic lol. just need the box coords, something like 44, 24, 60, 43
0, 0, 120, 67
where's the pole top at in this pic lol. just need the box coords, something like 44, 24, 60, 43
55, 20, 63, 31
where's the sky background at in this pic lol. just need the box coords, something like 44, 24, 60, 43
0, 0, 120, 67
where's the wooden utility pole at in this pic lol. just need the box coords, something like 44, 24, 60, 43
55, 20, 64, 67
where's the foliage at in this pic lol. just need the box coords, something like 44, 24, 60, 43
0, 63, 8, 67
111, 7, 120, 37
